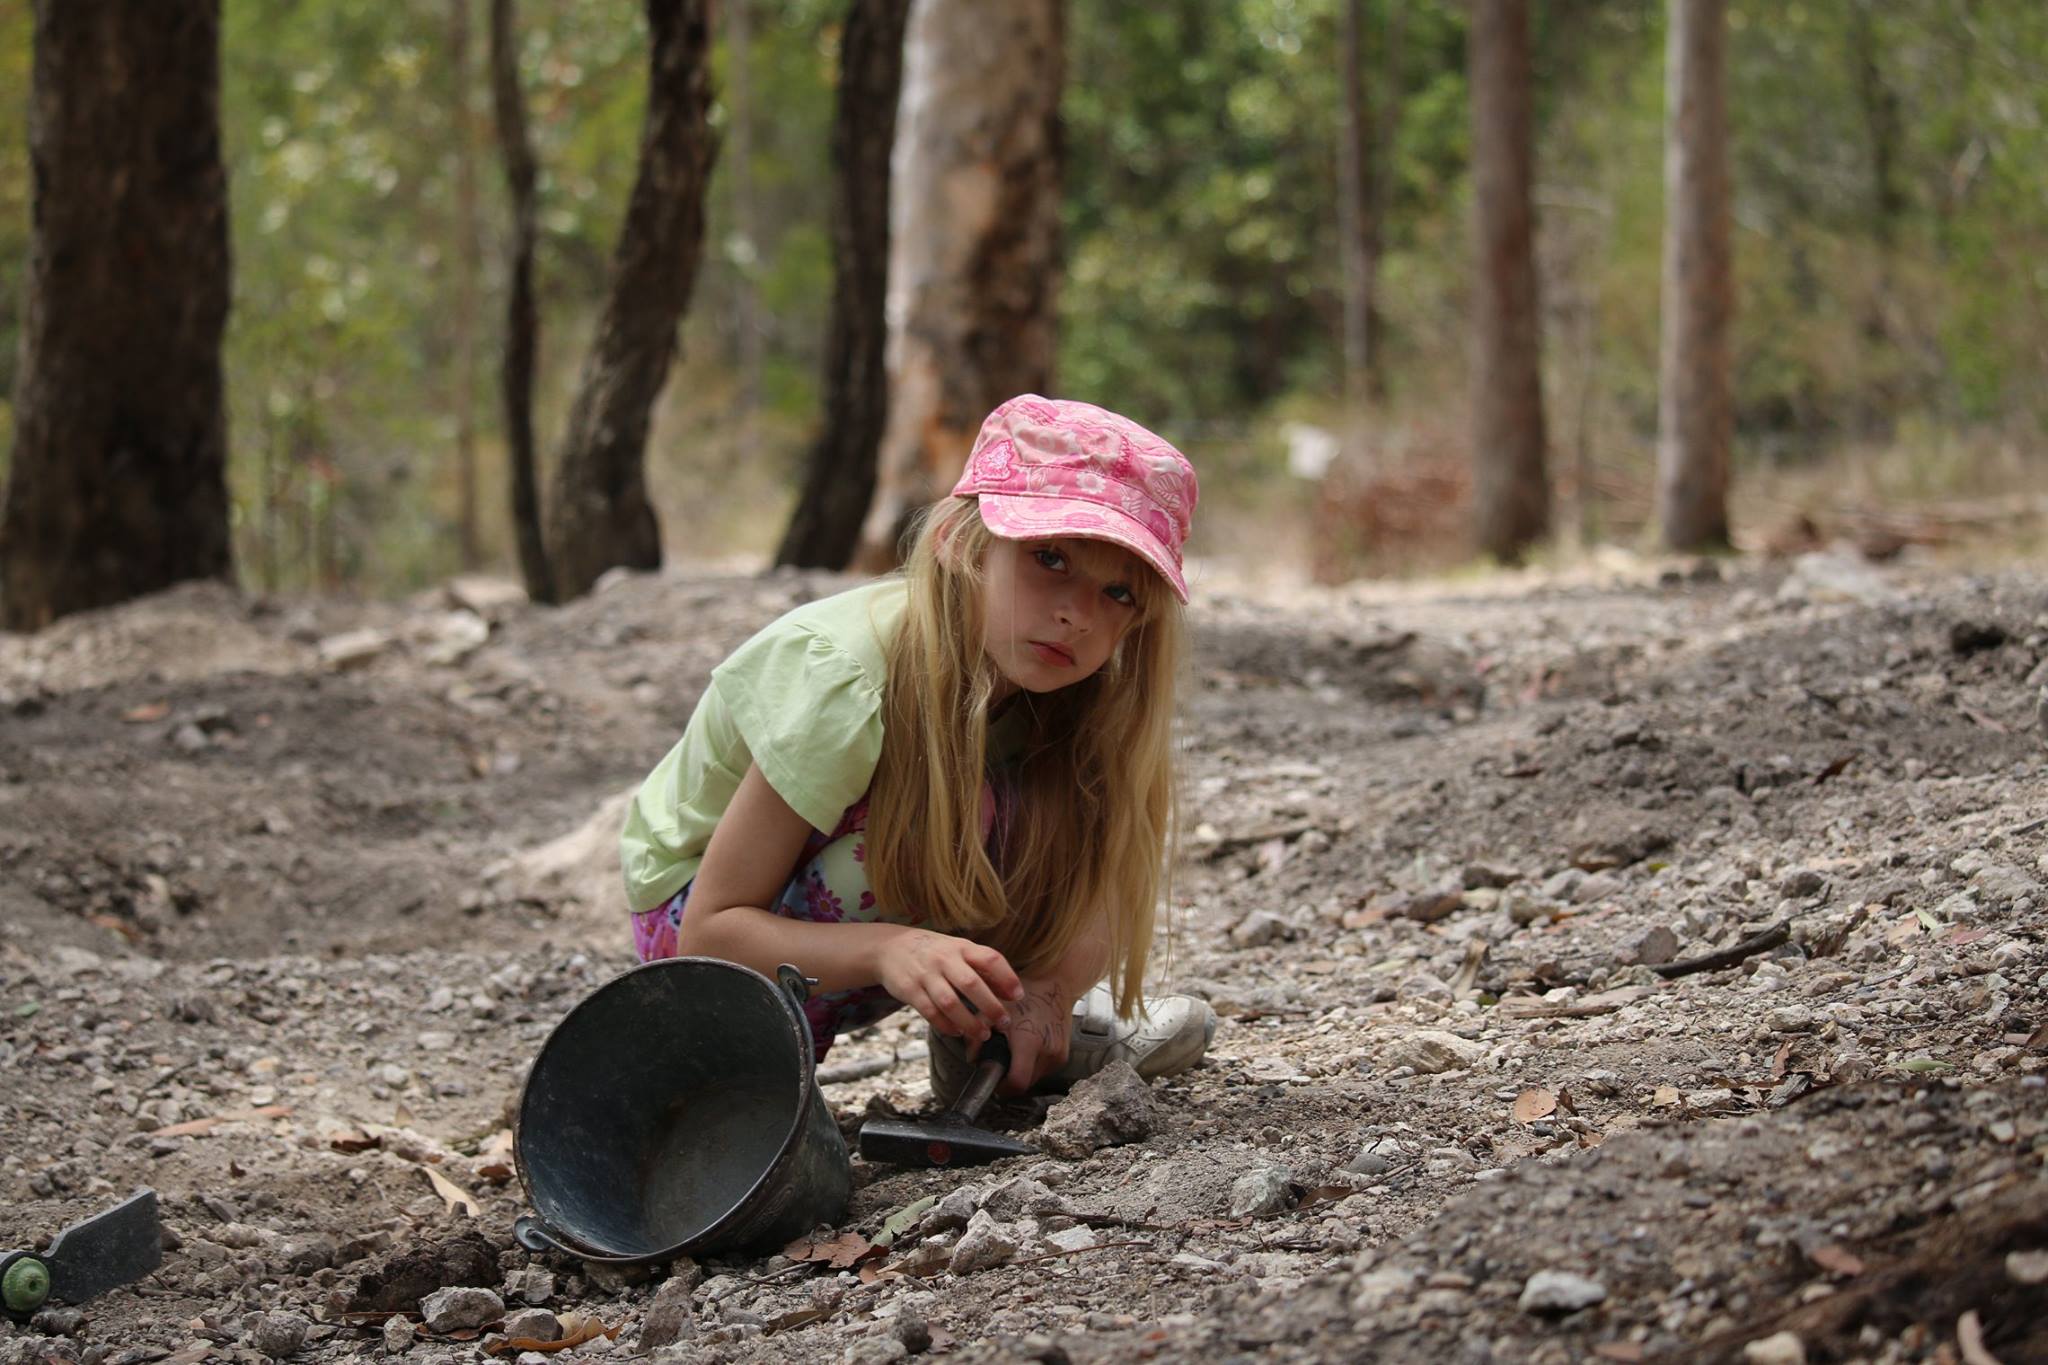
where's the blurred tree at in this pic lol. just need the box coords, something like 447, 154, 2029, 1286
858, 0, 1064, 567
774, 0, 915, 569
489, 0, 556, 602
1, 0, 233, 630
1655, 0, 1732, 551
1468, 0, 1548, 562
546, 0, 719, 600
450, 0, 484, 570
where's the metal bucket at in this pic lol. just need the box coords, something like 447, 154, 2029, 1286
512, 959, 852, 1264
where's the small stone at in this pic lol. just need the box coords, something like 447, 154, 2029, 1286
981, 1177, 1068, 1221
1382, 1030, 1485, 1075
1038, 1061, 1156, 1157
1228, 1165, 1292, 1217
1767, 1006, 1814, 1033
2006, 1250, 2048, 1285
419, 1286, 503, 1334
1573, 871, 1624, 905
1045, 1226, 1098, 1253
381, 1315, 415, 1354
889, 1305, 932, 1354
1517, 1269, 1606, 1314
501, 1309, 560, 1343
1616, 925, 1679, 967
1398, 970, 1454, 1003
279, 1234, 337, 1275
503, 1267, 556, 1305
1463, 861, 1523, 890
1541, 869, 1586, 902
948, 1210, 1019, 1275
243, 1311, 311, 1359
1742, 1330, 1808, 1365
1344, 1147, 1391, 1176
1778, 868, 1826, 899
844, 1338, 911, 1365
318, 628, 390, 670
29, 1307, 86, 1337
1949, 620, 2007, 655
1973, 864, 2044, 908
639, 1267, 703, 1350
1230, 911, 1292, 948
920, 1184, 983, 1233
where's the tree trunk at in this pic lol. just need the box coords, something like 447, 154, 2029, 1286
1654, 0, 1733, 552
450, 0, 483, 571
1, 0, 233, 631
487, 0, 554, 602
727, 0, 763, 420
546, 0, 719, 601
774, 0, 914, 570
856, 0, 1063, 569
1337, 0, 1386, 423
1467, 0, 1549, 563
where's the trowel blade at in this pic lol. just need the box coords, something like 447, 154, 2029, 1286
44, 1189, 162, 1305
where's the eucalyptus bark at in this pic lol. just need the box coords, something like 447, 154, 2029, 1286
1654, 0, 1733, 552
1467, 0, 1550, 563
450, 0, 483, 570
546, 0, 718, 601
774, 0, 914, 569
487, 0, 554, 602
857, 0, 1063, 569
1337, 0, 1386, 416
1, 0, 233, 631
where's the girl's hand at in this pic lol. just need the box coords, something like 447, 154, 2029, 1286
874, 928, 1024, 1043
996, 979, 1072, 1095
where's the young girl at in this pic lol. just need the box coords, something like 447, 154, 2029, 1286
620, 394, 1214, 1098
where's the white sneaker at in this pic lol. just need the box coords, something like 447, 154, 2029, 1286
928, 983, 1217, 1099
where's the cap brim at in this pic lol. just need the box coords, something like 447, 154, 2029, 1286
976, 492, 1189, 604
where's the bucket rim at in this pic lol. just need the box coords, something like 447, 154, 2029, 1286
513, 955, 819, 1264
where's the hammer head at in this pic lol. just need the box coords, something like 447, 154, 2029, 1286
857, 1114, 1036, 1168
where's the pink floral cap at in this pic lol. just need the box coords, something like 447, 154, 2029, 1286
950, 394, 1199, 603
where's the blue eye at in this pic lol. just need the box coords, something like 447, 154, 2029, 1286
1105, 584, 1136, 607
1033, 547, 1067, 572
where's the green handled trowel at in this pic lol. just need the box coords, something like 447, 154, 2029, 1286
3, 1189, 162, 1321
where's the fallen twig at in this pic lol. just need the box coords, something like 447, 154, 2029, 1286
817, 1046, 926, 1086
1653, 920, 1791, 980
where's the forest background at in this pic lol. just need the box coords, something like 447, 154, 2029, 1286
0, 0, 2043, 596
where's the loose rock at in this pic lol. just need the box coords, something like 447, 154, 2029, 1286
1038, 1061, 1157, 1157
1229, 1165, 1293, 1217
1516, 1269, 1607, 1314
1383, 1031, 1485, 1074
419, 1286, 503, 1334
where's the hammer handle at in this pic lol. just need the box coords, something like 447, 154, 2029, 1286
947, 1032, 1011, 1123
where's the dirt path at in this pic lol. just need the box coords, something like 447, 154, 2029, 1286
1, 552, 2042, 1364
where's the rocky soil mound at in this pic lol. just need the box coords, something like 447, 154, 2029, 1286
1, 549, 2042, 1364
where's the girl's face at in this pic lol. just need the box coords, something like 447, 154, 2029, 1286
979, 536, 1147, 697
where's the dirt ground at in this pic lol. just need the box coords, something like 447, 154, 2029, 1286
1, 545, 2043, 1365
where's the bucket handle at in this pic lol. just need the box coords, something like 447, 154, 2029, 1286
513, 1215, 654, 1265
776, 964, 815, 1007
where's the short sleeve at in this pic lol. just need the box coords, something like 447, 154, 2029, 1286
711, 623, 886, 834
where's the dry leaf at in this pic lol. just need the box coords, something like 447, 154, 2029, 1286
1770, 1039, 1796, 1082
330, 1129, 382, 1153
423, 1165, 479, 1217
485, 1314, 615, 1354
1943, 926, 1991, 947
1807, 1244, 1866, 1277
123, 702, 172, 724
783, 1231, 872, 1269
1512, 1088, 1557, 1123
479, 1128, 515, 1158
475, 1161, 514, 1186
154, 1105, 292, 1138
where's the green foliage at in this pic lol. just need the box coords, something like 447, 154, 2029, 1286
2, 0, 2044, 590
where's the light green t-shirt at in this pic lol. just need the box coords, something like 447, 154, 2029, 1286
621, 578, 908, 914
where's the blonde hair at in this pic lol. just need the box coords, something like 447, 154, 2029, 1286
865, 497, 1184, 1017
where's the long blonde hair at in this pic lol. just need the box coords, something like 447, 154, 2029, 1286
865, 497, 1184, 1017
